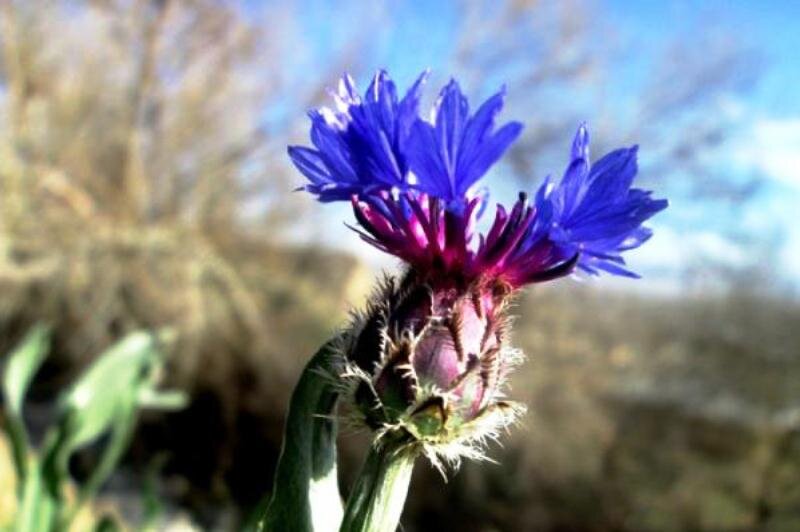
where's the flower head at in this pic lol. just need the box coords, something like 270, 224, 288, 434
341, 76, 524, 280
468, 124, 669, 285
291, 73, 664, 285
289, 70, 428, 201
541, 125, 669, 277
290, 71, 667, 463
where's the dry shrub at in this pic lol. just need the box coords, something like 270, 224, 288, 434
0, 0, 375, 516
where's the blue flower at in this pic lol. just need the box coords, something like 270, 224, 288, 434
288, 70, 428, 202
535, 124, 669, 278
288, 71, 667, 285
467, 125, 667, 285
406, 80, 523, 202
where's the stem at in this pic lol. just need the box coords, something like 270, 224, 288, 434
5, 413, 30, 487
61, 405, 136, 529
339, 435, 417, 532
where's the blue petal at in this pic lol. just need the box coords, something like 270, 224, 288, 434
556, 126, 592, 218
458, 88, 507, 169
407, 120, 451, 197
287, 146, 331, 186
575, 147, 639, 218
291, 70, 434, 202
309, 114, 357, 184
458, 121, 523, 196
586, 259, 640, 278
434, 80, 470, 181
365, 71, 398, 135
396, 70, 429, 152
571, 123, 590, 162
406, 82, 522, 201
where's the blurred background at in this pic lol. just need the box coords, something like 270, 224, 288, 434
0, 0, 798, 530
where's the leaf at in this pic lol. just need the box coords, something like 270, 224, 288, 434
60, 392, 139, 527
53, 330, 186, 529
137, 388, 188, 411
3, 324, 51, 418
58, 331, 158, 451
1, 324, 51, 483
253, 339, 344, 532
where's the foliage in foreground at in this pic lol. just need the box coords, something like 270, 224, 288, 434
0, 326, 186, 532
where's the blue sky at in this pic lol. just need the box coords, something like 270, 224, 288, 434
603, 0, 800, 289
606, 0, 800, 111
277, 0, 800, 293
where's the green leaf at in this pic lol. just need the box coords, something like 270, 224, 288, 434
137, 388, 188, 411
3, 324, 51, 417
59, 331, 158, 451
254, 340, 344, 532
2, 328, 184, 532
58, 392, 139, 529
1, 324, 51, 483
54, 330, 185, 529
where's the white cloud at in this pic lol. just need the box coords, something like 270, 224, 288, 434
734, 118, 800, 188
633, 226, 748, 271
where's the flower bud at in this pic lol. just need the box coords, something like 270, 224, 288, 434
341, 272, 524, 465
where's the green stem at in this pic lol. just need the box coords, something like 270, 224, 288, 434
4, 413, 30, 487
16, 430, 65, 532
15, 455, 55, 532
339, 435, 417, 532
61, 403, 136, 529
